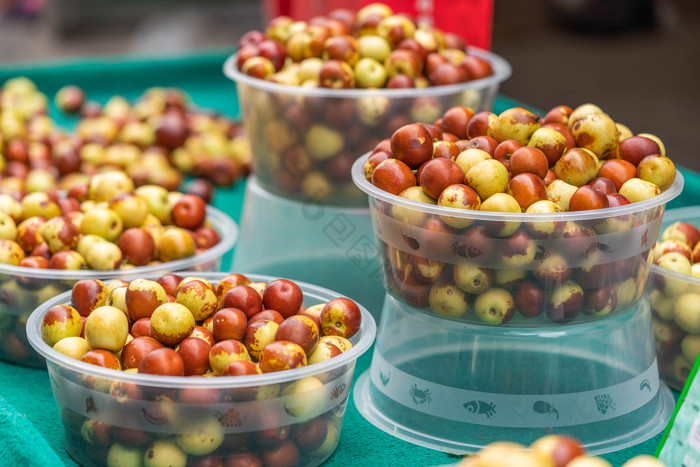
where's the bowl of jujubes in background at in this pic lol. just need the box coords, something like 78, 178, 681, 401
0, 76, 251, 193
353, 103, 683, 326
0, 75, 250, 367
0, 169, 237, 367
648, 207, 700, 390
224, 3, 511, 207
27, 272, 375, 467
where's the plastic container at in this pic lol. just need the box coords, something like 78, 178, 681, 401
354, 294, 674, 455
232, 176, 385, 318
648, 206, 700, 390
352, 155, 684, 326
0, 207, 237, 368
223, 48, 511, 208
27, 272, 376, 467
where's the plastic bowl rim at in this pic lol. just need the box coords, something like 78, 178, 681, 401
351, 154, 685, 222
223, 46, 512, 99
27, 272, 377, 389
649, 205, 700, 286
0, 206, 237, 279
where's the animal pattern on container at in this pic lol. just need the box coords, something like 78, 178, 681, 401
369, 351, 660, 428
648, 208, 700, 391
374, 205, 658, 270
532, 400, 559, 419
463, 400, 496, 418
368, 195, 665, 325
47, 362, 355, 433
409, 384, 432, 405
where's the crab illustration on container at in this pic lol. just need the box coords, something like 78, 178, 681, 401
409, 384, 432, 405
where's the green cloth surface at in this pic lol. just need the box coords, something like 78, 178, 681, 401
1, 51, 700, 467
0, 393, 63, 466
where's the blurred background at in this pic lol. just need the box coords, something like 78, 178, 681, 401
1, 0, 698, 171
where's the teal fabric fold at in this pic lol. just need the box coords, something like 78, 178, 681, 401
0, 392, 64, 466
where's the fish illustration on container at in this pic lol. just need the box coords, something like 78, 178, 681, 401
463, 400, 496, 418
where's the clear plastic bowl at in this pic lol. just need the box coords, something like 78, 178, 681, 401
232, 176, 385, 320
0, 207, 237, 368
224, 48, 512, 208
352, 154, 684, 327
27, 272, 376, 467
647, 206, 700, 390
354, 293, 674, 455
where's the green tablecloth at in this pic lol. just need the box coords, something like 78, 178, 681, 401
1, 51, 699, 467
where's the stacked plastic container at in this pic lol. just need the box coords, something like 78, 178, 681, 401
223, 49, 512, 318
648, 206, 700, 390
28, 273, 376, 467
351, 156, 683, 454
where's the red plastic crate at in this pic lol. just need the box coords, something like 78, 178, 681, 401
263, 0, 493, 50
